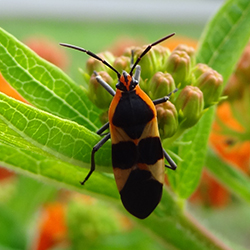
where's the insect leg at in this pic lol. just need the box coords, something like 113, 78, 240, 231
97, 121, 109, 136
94, 71, 116, 96
163, 149, 177, 170
153, 96, 169, 105
153, 88, 179, 105
80, 133, 111, 185
133, 65, 141, 82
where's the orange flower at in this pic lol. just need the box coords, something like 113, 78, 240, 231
210, 102, 250, 173
161, 35, 197, 51
0, 167, 14, 180
0, 73, 27, 178
24, 37, 68, 70
0, 73, 28, 103
190, 170, 230, 207
34, 202, 67, 250
191, 101, 250, 207
109, 37, 143, 56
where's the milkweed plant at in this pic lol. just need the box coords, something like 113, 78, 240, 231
0, 0, 250, 250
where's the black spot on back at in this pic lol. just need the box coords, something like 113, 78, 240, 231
112, 141, 137, 169
138, 137, 163, 165
112, 91, 154, 139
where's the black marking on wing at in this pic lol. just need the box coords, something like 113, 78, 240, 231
120, 169, 162, 219
112, 91, 154, 139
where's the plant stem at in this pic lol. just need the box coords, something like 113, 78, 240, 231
180, 210, 233, 250
138, 189, 234, 250
163, 127, 185, 148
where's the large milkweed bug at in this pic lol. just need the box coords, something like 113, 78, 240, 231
60, 33, 177, 219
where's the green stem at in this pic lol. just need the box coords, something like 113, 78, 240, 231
162, 127, 186, 149
138, 189, 233, 250
180, 210, 233, 250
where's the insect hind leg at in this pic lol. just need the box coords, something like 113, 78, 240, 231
80, 133, 111, 185
97, 121, 110, 136
163, 149, 177, 170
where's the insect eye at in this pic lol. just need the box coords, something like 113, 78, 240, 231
116, 81, 127, 91
129, 79, 138, 91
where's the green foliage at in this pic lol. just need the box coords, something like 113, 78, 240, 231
0, 29, 101, 131
0, 0, 250, 249
167, 0, 250, 200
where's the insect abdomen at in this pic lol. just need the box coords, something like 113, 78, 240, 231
120, 168, 163, 219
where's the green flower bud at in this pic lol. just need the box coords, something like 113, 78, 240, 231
193, 69, 223, 108
192, 63, 211, 79
173, 44, 196, 67
165, 50, 191, 88
147, 72, 175, 100
151, 45, 171, 72
131, 46, 152, 79
124, 45, 170, 80
113, 56, 131, 73
175, 86, 204, 128
87, 71, 114, 109
156, 101, 178, 139
86, 51, 115, 76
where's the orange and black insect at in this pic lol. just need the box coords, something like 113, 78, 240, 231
60, 33, 177, 219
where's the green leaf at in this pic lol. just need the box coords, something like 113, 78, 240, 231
206, 148, 250, 204
197, 0, 250, 85
0, 27, 101, 131
0, 129, 117, 200
0, 92, 111, 170
6, 176, 57, 224
0, 204, 26, 250
1, 3, 249, 247
167, 107, 215, 198
167, 0, 250, 199
168, 0, 250, 198
0, 92, 118, 198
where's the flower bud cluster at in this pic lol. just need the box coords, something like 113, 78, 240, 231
82, 41, 223, 140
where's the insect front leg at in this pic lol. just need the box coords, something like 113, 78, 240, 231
94, 71, 116, 96
80, 133, 111, 185
153, 96, 169, 105
163, 149, 177, 170
153, 88, 179, 105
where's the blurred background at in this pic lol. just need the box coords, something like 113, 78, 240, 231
0, 0, 223, 22
1, 0, 250, 250
0, 0, 224, 84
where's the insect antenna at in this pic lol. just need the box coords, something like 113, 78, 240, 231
60, 43, 121, 78
129, 32, 175, 76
